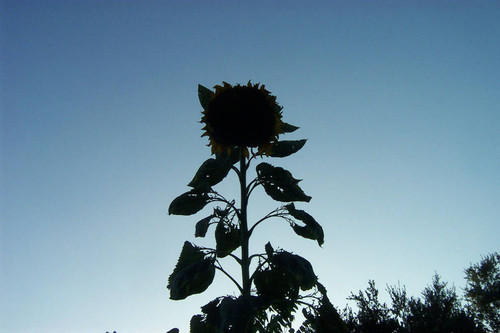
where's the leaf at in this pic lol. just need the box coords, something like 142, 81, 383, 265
188, 156, 232, 190
168, 190, 210, 215
265, 242, 274, 257
198, 84, 214, 109
269, 139, 307, 158
167, 241, 215, 300
190, 314, 217, 333
215, 220, 240, 258
195, 215, 213, 238
281, 122, 299, 133
218, 296, 257, 332
272, 251, 317, 291
254, 267, 299, 302
195, 296, 261, 332
285, 203, 324, 246
256, 162, 311, 202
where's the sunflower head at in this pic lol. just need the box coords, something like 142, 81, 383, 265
200, 81, 284, 156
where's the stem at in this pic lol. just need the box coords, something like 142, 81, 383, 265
239, 149, 251, 297
248, 208, 286, 237
215, 262, 243, 294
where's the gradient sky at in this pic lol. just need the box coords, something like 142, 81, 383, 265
1, 1, 499, 332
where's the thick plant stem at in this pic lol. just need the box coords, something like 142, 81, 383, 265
239, 151, 251, 297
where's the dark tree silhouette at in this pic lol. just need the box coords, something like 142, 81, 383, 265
344, 280, 399, 333
464, 253, 500, 332
343, 274, 486, 333
405, 274, 480, 333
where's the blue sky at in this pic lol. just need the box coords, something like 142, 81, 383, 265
1, 1, 499, 332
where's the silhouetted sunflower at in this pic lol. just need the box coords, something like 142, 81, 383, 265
201, 82, 283, 156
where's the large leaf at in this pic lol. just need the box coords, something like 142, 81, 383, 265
215, 220, 240, 258
198, 84, 214, 109
194, 296, 261, 333
254, 263, 301, 321
218, 296, 258, 332
269, 139, 307, 158
254, 267, 299, 303
272, 251, 317, 291
256, 162, 311, 202
188, 155, 232, 190
167, 241, 215, 300
285, 203, 324, 246
168, 190, 210, 215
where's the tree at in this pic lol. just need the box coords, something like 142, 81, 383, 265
464, 253, 500, 332
405, 274, 480, 333
344, 280, 401, 333
166, 82, 341, 332
343, 274, 485, 333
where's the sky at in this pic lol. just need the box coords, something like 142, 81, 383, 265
1, 1, 499, 332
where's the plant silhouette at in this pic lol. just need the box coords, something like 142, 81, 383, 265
167, 82, 341, 332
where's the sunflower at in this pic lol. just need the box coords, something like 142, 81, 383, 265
201, 81, 284, 156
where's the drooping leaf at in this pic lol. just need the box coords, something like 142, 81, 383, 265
188, 156, 232, 190
292, 224, 322, 245
285, 203, 324, 246
168, 190, 210, 215
272, 251, 317, 291
269, 139, 307, 158
167, 241, 215, 300
254, 264, 301, 321
254, 266, 299, 303
281, 122, 299, 133
256, 162, 311, 202
215, 220, 240, 258
195, 215, 213, 237
198, 84, 214, 109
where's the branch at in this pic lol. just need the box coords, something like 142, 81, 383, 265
227, 252, 242, 265
215, 261, 243, 294
246, 177, 261, 198
248, 207, 290, 236
231, 165, 241, 178
248, 253, 267, 261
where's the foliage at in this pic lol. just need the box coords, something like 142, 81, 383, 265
344, 280, 399, 333
343, 271, 492, 333
464, 252, 500, 332
405, 274, 480, 333
166, 83, 333, 332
